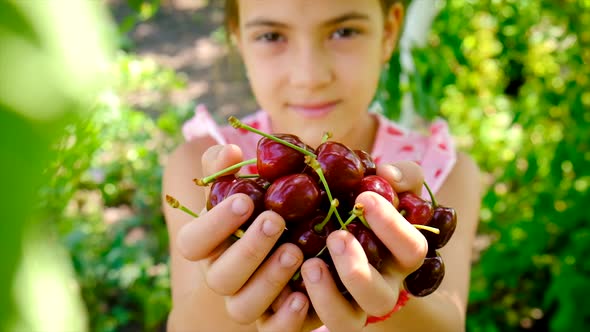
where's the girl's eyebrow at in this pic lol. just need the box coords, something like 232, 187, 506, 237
324, 12, 370, 25
243, 11, 370, 29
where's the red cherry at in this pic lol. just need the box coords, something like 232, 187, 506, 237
264, 173, 321, 221
419, 182, 457, 249
253, 177, 271, 189
404, 250, 445, 297
422, 206, 457, 249
345, 222, 389, 270
318, 188, 331, 210
355, 175, 398, 207
397, 192, 434, 225
354, 149, 376, 176
288, 212, 337, 258
256, 134, 313, 182
226, 178, 266, 229
207, 175, 237, 210
314, 141, 365, 195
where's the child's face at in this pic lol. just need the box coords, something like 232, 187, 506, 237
234, 0, 402, 147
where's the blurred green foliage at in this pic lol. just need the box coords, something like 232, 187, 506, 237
28, 0, 590, 331
0, 0, 113, 331
380, 0, 590, 330
39, 53, 191, 332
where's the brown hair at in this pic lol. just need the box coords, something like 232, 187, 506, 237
224, 0, 403, 35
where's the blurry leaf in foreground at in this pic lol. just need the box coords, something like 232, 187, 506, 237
0, 0, 115, 331
11, 227, 88, 332
0, 0, 114, 122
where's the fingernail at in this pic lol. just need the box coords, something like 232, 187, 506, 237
231, 197, 249, 216
279, 251, 298, 267
304, 264, 322, 283
214, 145, 225, 158
329, 237, 346, 255
211, 145, 226, 168
389, 165, 403, 182
289, 296, 306, 312
262, 219, 282, 237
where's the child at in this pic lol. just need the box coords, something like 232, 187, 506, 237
162, 0, 482, 331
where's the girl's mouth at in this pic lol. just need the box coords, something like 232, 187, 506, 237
288, 100, 341, 119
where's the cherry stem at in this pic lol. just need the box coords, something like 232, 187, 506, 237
238, 174, 260, 179
423, 181, 438, 207
314, 205, 364, 258
351, 203, 371, 229
229, 116, 317, 158
165, 194, 243, 240
321, 132, 332, 144
315, 244, 329, 258
314, 198, 339, 232
194, 158, 257, 186
413, 224, 440, 234
165, 195, 199, 218
305, 156, 345, 227
341, 211, 358, 229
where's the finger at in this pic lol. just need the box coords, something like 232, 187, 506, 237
225, 243, 303, 324
206, 210, 287, 295
201, 144, 244, 198
202, 144, 244, 177
356, 191, 428, 273
326, 230, 400, 317
257, 292, 309, 332
271, 286, 293, 313
285, 299, 326, 332
176, 193, 252, 261
377, 160, 424, 195
301, 258, 365, 331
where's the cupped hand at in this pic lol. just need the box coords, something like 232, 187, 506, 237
176, 144, 310, 331
299, 161, 428, 332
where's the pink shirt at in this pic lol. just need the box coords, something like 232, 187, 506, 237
183, 104, 456, 198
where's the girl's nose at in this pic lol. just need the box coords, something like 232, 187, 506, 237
289, 43, 333, 90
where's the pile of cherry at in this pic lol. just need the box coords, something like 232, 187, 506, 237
167, 116, 457, 298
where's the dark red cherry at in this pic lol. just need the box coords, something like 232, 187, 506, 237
288, 212, 337, 258
422, 206, 457, 249
226, 178, 266, 229
207, 175, 237, 210
338, 191, 357, 213
314, 141, 365, 195
345, 222, 389, 270
256, 134, 312, 182
254, 177, 271, 189
355, 175, 398, 207
264, 173, 321, 221
398, 192, 434, 225
354, 149, 376, 176
404, 250, 445, 297
318, 188, 331, 210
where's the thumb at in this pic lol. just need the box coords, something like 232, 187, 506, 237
200, 144, 244, 204
377, 160, 425, 196
201, 144, 244, 178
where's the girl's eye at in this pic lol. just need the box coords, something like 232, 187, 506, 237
256, 32, 285, 43
331, 27, 360, 39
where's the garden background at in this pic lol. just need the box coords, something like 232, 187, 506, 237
1, 0, 589, 331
